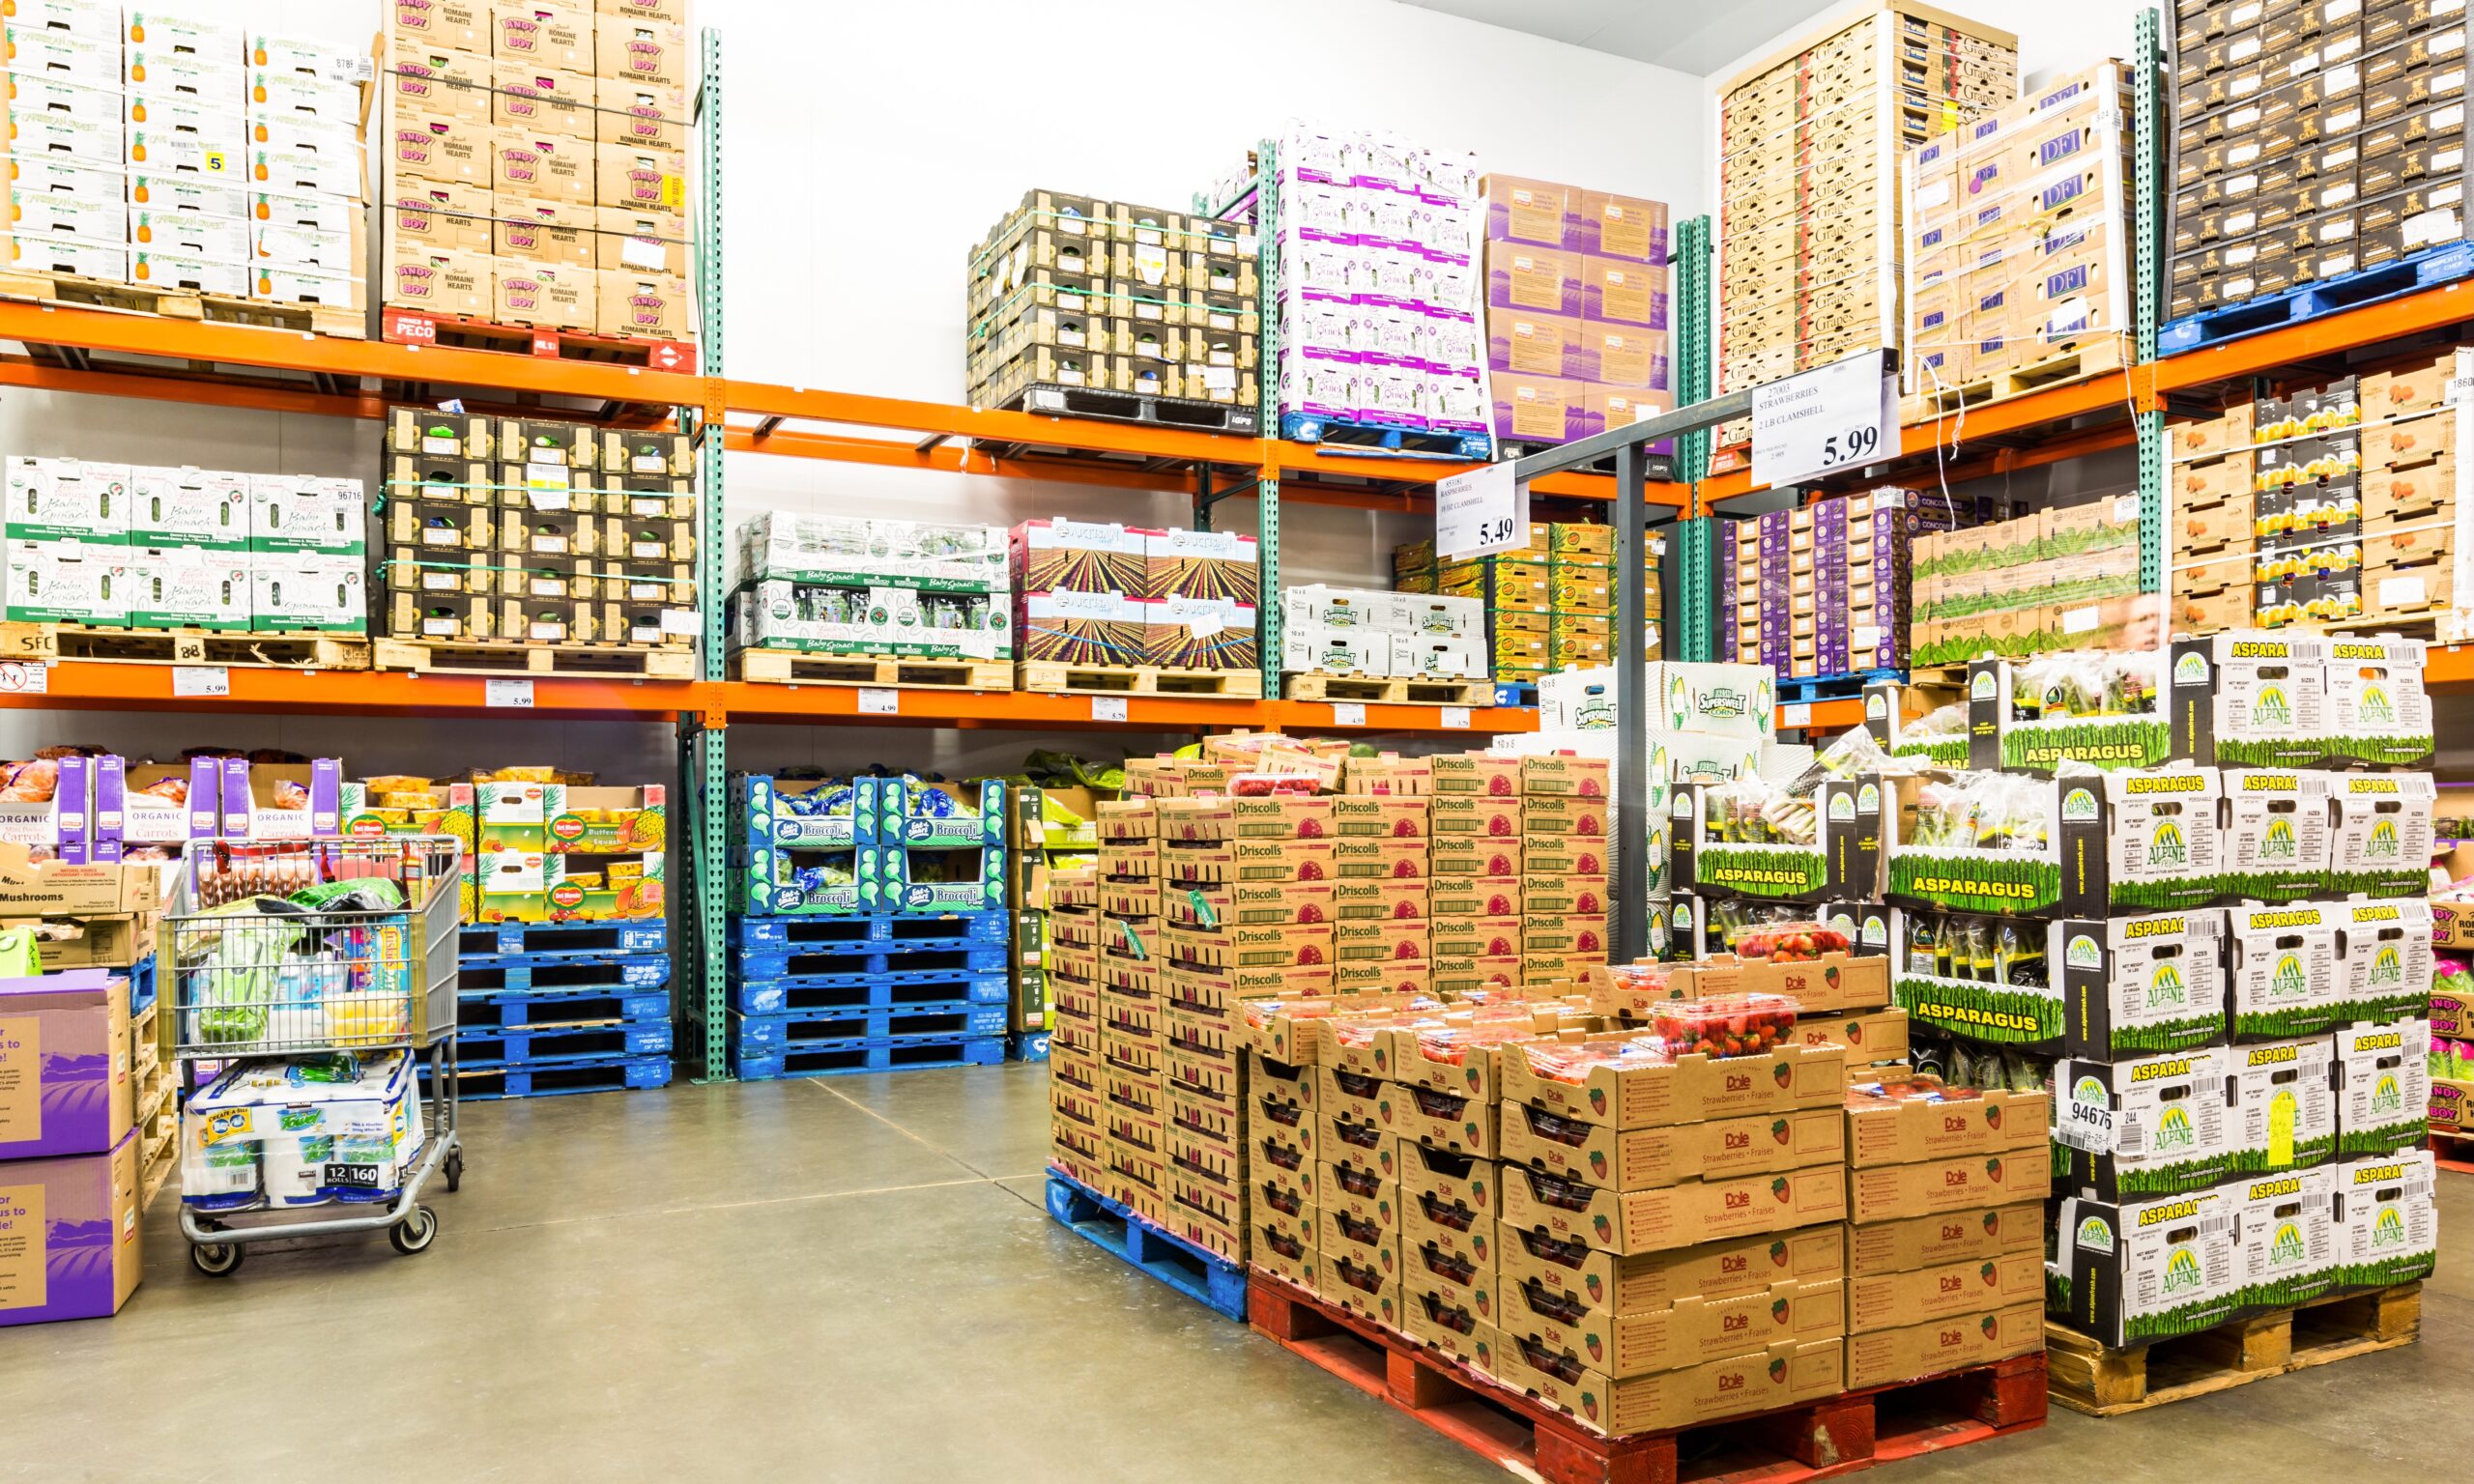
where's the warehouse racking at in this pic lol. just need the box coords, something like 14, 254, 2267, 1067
9, 13, 2474, 1083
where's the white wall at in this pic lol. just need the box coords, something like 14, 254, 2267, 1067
0, 0, 1711, 769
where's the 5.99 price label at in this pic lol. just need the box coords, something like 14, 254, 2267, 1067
1750, 351, 1898, 490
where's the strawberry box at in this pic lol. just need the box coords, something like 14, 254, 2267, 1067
1845, 1250, 2043, 1333
1432, 878, 1522, 918
1315, 1250, 1402, 1327
1433, 917, 1526, 959
1383, 1080, 1501, 1158
1847, 1201, 2043, 1274
1842, 1079, 2050, 1167
1430, 835, 1522, 878
1163, 879, 1335, 928
1237, 989, 1423, 1064
1501, 1101, 1844, 1191
1330, 879, 1428, 921
1500, 1037, 1849, 1129
1334, 918, 1427, 964
1843, 1302, 2041, 1388
1502, 1273, 1845, 1380
1315, 1156, 1400, 1233
1318, 1196, 1404, 1280
1402, 1142, 1499, 1228
1521, 913, 1610, 957
1315, 1065, 1387, 1126
1431, 754, 1522, 796
1495, 1218, 1848, 1322
1501, 1160, 1848, 1254
1524, 838, 1609, 875
1332, 794, 1430, 838
1493, 1334, 1843, 1436
1432, 793, 1524, 837
1333, 838, 1428, 880
1403, 1280, 1501, 1366
1403, 1184, 1497, 1275
1794, 1007, 1910, 1064
1525, 794, 1612, 838
1331, 959, 1433, 998
1846, 1151, 2026, 1223
1524, 875, 1610, 916
1431, 954, 1524, 997
1519, 755, 1611, 797
1252, 1218, 1318, 1287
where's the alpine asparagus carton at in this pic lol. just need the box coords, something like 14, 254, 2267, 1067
2335, 1018, 2431, 1157
1669, 776, 1881, 905
2329, 1150, 2437, 1289
2229, 1166, 2339, 1309
2226, 1037, 2337, 1174
2057, 910, 2229, 1058
2051, 1186, 2243, 1346
2169, 632, 2434, 769
1884, 767, 2226, 918
2054, 1048, 2235, 1200
1968, 651, 2168, 773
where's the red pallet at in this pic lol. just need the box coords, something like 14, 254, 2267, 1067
2429, 1127, 2474, 1174
1247, 1273, 2045, 1484
380, 307, 696, 372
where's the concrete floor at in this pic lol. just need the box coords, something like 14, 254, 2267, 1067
7, 1063, 2470, 1484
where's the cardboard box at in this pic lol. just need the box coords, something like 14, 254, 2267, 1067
491, 1, 594, 70
495, 260, 593, 328
491, 129, 591, 205
495, 195, 593, 267
1847, 1149, 2028, 1223
596, 77, 687, 149
1500, 1100, 1843, 1191
1843, 1082, 2049, 1167
595, 205, 688, 273
385, 182, 496, 255
1582, 256, 1667, 329
1846, 1249, 2043, 1332
1844, 1302, 2042, 1388
1502, 1159, 1847, 1254
0, 968, 130, 1159
1494, 1334, 1843, 1437
595, 17, 688, 88
391, 109, 491, 188
1498, 1215, 1847, 1321
1846, 1201, 2043, 1275
493, 62, 595, 138
6, 536, 126, 624
592, 142, 682, 212
596, 270, 688, 339
1504, 1270, 1843, 1381
1498, 1038, 1847, 1129
0, 1129, 140, 1327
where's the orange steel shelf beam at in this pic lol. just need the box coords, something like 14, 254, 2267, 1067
0, 664, 701, 720
2153, 279, 2474, 391
0, 300, 707, 407
2426, 643, 2474, 691
708, 682, 1537, 734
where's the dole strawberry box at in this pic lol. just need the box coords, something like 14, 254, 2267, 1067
1501, 1159, 1847, 1255
1502, 1273, 1843, 1381
1846, 1200, 2042, 1275
1843, 1077, 2050, 1167
1501, 1100, 1843, 1192
1496, 1218, 1847, 1323
1492, 1333, 1842, 1436
1844, 1301, 2041, 1388
1499, 1036, 1848, 1129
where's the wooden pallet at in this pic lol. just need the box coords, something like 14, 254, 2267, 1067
730, 649, 1012, 690
2430, 1127, 2474, 1174
1282, 671, 1492, 705
136, 1067, 175, 1205
1903, 336, 2131, 421
2044, 1282, 2421, 1416
0, 269, 365, 338
380, 307, 696, 371
0, 622, 370, 671
372, 637, 696, 679
1016, 662, 1259, 698
1251, 1272, 2045, 1484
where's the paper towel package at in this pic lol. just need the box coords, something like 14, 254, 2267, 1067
182, 1051, 423, 1211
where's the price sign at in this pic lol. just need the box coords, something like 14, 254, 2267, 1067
857, 688, 899, 715
485, 678, 535, 708
1330, 702, 1366, 727
0, 661, 46, 694
1091, 697, 1130, 723
172, 666, 230, 698
1749, 351, 1898, 489
1434, 462, 1528, 559
1439, 706, 1472, 729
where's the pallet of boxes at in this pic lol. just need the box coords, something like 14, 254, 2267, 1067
1908, 496, 2143, 669
0, 7, 370, 336
1479, 173, 1675, 458
1713, 5, 2017, 460
966, 190, 1261, 433
376, 407, 697, 675
380, 0, 696, 359
2169, 351, 2468, 638
1721, 490, 1937, 685
1278, 584, 1488, 704
1395, 523, 1664, 693
1014, 519, 1259, 698
728, 512, 1012, 689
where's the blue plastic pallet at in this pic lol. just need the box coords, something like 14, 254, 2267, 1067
457, 1020, 675, 1067
1277, 411, 1492, 462
729, 971, 1009, 1016
729, 1001, 1010, 1051
456, 986, 672, 1030
436, 1054, 673, 1099
733, 1035, 1005, 1080
2160, 241, 2474, 355
457, 953, 672, 994
729, 943, 1009, 983
124, 954, 158, 1013
1493, 681, 1539, 708
1775, 668, 1902, 705
1043, 1170, 1245, 1322
728, 909, 1006, 952
458, 918, 670, 959
1010, 1031, 1050, 1062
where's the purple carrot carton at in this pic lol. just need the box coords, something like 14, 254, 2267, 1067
0, 969, 131, 1160
0, 1129, 141, 1327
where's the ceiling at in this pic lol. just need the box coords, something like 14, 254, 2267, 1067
1392, 0, 1852, 76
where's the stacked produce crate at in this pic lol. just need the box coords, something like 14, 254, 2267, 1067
1395, 522, 1664, 686
965, 190, 1261, 426
1908, 496, 2139, 666
727, 512, 1011, 673
382, 0, 695, 344
725, 773, 1010, 1079
2170, 350, 2464, 637
1902, 62, 2133, 401
0, 7, 369, 329
1716, 5, 2018, 422
1047, 863, 1105, 1186
1480, 174, 1674, 450
2166, 0, 2472, 344
1013, 519, 1259, 686
1007, 775, 1107, 1054
1277, 585, 1486, 688
1269, 124, 1489, 454
5, 458, 367, 640
380, 408, 697, 654
1720, 488, 1928, 680
1097, 798, 1169, 1223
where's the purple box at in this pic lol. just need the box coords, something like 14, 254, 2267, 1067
0, 970, 130, 1161
86, 756, 122, 864
1817, 499, 1851, 676
0, 1129, 141, 1327
1484, 241, 1581, 317
1482, 176, 1580, 250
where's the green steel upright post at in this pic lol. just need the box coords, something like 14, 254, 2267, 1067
2136, 8, 2167, 595
1673, 215, 1715, 662
1254, 140, 1281, 699
681, 25, 728, 1081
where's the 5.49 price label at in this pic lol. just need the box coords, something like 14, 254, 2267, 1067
1434, 462, 1529, 560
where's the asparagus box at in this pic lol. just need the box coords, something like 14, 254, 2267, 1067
2226, 902, 2345, 1041
2230, 1166, 2339, 1309
2338, 899, 2433, 1024
2330, 1150, 2437, 1289
1884, 768, 2226, 919
2227, 1036, 2337, 1174
2319, 636, 2433, 767
2217, 771, 2333, 905
1889, 915, 2065, 1051
2168, 632, 2329, 769
2053, 1186, 2243, 1347
1669, 777, 1880, 905
2334, 1018, 2431, 1156
2326, 773, 2435, 897
2054, 1048, 2232, 1200
1967, 653, 2169, 773
2056, 910, 2230, 1060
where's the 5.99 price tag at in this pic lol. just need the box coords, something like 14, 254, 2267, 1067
1749, 351, 1899, 490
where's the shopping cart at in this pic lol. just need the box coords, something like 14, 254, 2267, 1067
165, 835, 464, 1276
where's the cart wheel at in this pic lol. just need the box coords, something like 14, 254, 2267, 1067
388, 1206, 440, 1256
190, 1241, 244, 1277
444, 1151, 464, 1194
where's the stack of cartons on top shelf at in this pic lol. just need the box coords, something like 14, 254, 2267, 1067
0, 5, 372, 329
1721, 487, 1941, 679
382, 0, 694, 343
1479, 174, 1675, 451
1902, 62, 2133, 405
1717, 2, 2018, 444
